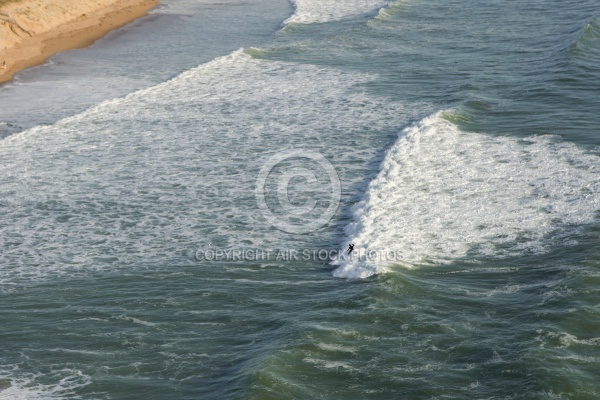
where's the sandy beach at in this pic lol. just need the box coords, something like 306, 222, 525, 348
0, 0, 158, 84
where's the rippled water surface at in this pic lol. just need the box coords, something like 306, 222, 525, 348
1, 0, 599, 398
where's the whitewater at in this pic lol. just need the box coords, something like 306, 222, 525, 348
1, 0, 599, 398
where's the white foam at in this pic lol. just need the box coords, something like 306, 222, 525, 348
0, 49, 413, 285
46, 348, 114, 356
333, 112, 600, 278
540, 331, 600, 349
303, 358, 355, 370
316, 342, 357, 353
117, 315, 159, 327
0, 368, 90, 400
284, 0, 389, 26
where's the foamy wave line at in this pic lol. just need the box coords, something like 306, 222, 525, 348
0, 367, 90, 400
284, 0, 389, 26
0, 48, 415, 286
333, 111, 600, 278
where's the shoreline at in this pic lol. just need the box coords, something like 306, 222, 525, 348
0, 0, 158, 84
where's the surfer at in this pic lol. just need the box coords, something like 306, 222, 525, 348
347, 243, 354, 255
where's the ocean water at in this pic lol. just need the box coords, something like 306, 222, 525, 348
0, 0, 599, 399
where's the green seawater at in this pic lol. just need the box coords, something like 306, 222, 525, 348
1, 0, 599, 399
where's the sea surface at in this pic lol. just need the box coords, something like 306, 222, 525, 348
1, 0, 599, 398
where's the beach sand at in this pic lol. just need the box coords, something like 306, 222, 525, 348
0, 0, 158, 84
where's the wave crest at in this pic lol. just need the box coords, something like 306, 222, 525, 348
284, 0, 389, 26
333, 112, 600, 278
